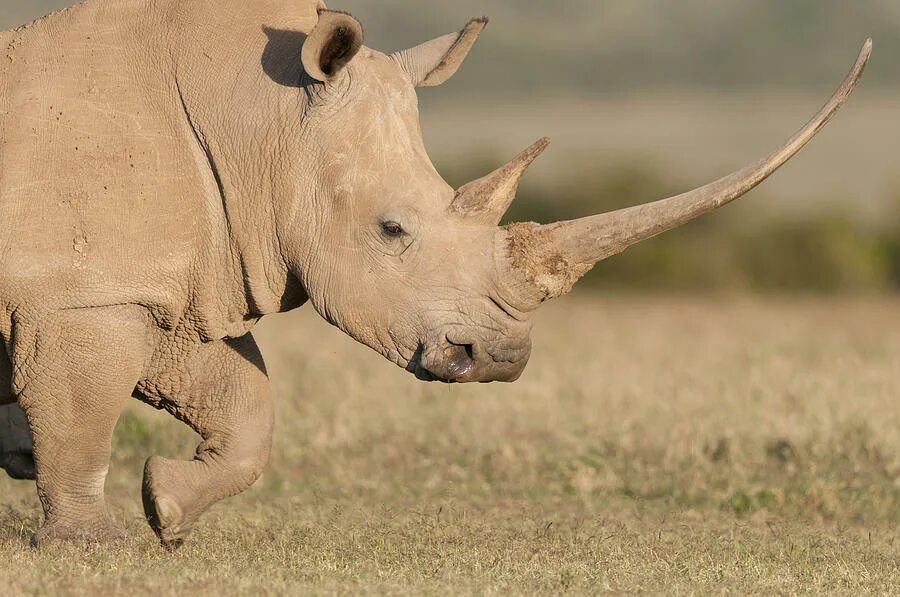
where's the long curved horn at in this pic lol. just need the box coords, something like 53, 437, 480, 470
502, 39, 872, 307
450, 138, 550, 225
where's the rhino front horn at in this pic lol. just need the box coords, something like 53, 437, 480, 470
501, 39, 872, 310
450, 137, 550, 226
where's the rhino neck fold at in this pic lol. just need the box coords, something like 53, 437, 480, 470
172, 77, 308, 341
200, 143, 309, 336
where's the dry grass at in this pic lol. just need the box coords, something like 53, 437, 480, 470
1, 296, 899, 594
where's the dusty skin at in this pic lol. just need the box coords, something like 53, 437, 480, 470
0, 0, 871, 547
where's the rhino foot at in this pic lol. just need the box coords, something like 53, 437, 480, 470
30, 517, 126, 549
142, 456, 197, 550
0, 451, 36, 480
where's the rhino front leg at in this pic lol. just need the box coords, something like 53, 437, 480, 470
139, 333, 273, 550
14, 309, 149, 547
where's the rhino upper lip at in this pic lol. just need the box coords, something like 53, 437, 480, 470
412, 361, 455, 384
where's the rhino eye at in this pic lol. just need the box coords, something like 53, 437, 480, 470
381, 221, 405, 238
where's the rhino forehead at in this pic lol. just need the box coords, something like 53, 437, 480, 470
327, 61, 423, 152
313, 91, 448, 211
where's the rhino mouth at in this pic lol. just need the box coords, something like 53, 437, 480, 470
414, 342, 475, 383
408, 336, 529, 384
413, 368, 457, 384
408, 343, 467, 383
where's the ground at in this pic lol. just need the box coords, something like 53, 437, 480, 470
0, 296, 898, 594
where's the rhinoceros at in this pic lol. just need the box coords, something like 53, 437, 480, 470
0, 0, 870, 548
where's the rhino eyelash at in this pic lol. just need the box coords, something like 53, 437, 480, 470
380, 221, 405, 238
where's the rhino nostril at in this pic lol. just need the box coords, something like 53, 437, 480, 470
443, 342, 476, 380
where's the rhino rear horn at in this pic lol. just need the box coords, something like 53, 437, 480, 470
450, 138, 550, 225
390, 17, 488, 88
302, 10, 364, 82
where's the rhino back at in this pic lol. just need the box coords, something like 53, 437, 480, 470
0, 1, 229, 326
0, 0, 325, 343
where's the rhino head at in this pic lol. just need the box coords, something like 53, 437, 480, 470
276, 10, 870, 384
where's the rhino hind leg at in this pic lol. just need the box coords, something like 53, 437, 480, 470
14, 309, 149, 548
139, 333, 273, 550
0, 404, 35, 481
0, 352, 35, 480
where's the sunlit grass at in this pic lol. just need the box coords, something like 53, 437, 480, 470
1, 296, 898, 594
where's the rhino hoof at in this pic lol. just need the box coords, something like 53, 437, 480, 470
143, 492, 188, 550
1, 451, 36, 480
142, 456, 192, 549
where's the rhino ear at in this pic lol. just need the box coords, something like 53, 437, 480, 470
390, 17, 488, 88
301, 10, 364, 82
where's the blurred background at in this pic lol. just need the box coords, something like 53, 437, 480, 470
2, 4, 899, 592
6, 1, 900, 292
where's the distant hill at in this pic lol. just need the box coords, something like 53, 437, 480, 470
3, 0, 898, 96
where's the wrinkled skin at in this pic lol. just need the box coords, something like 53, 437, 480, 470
0, 0, 868, 548
0, 0, 527, 548
292, 51, 532, 382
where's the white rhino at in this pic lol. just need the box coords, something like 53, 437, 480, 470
0, 0, 870, 548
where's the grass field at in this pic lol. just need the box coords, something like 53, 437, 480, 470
0, 296, 898, 594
